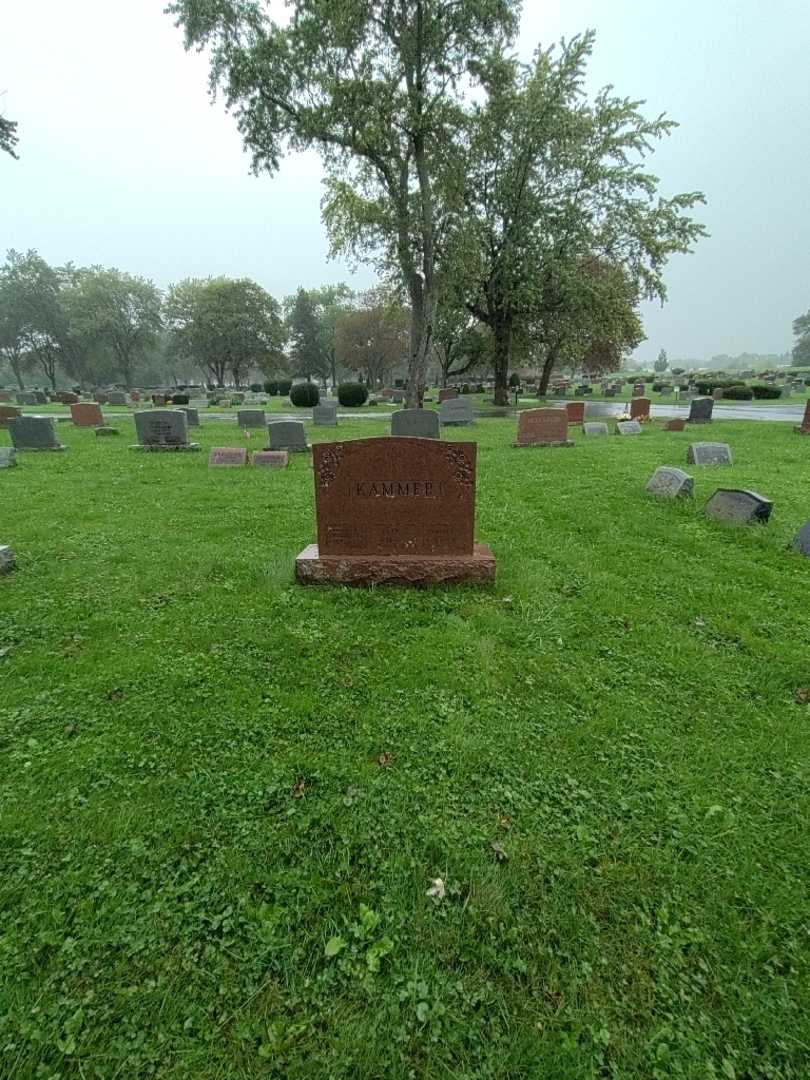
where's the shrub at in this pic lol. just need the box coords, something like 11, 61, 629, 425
461, 384, 471, 395
722, 384, 753, 400
695, 378, 737, 395
337, 382, 368, 407
508, 373, 521, 387
277, 379, 293, 396
264, 380, 278, 395
290, 381, 320, 407
672, 367, 685, 375
171, 393, 189, 405
250, 382, 263, 393
751, 384, 783, 400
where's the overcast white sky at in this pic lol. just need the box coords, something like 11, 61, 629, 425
2, 0, 809, 363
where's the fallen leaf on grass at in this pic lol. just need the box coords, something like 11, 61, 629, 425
490, 841, 508, 863
426, 878, 445, 901
291, 777, 306, 799
64, 723, 77, 738
795, 687, 809, 704
377, 752, 394, 767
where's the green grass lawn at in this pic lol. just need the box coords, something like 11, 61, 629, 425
2, 416, 810, 1078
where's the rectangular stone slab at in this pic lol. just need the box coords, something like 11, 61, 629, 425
687, 442, 732, 465
313, 403, 338, 426
390, 409, 440, 439
71, 402, 104, 427
0, 448, 17, 468
630, 397, 651, 421
565, 402, 585, 424
582, 422, 608, 437
295, 543, 496, 586
0, 406, 21, 428
237, 409, 266, 428
267, 420, 309, 451
439, 398, 475, 426
312, 437, 477, 556
664, 418, 686, 431
616, 421, 642, 435
515, 408, 572, 447
253, 450, 289, 469
134, 409, 189, 447
705, 489, 772, 524
9, 416, 63, 450
646, 466, 694, 497
687, 397, 714, 422
209, 447, 248, 467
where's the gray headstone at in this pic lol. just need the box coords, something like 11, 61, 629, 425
133, 409, 191, 448
391, 391, 404, 404
0, 447, 16, 468
646, 466, 694, 498
0, 545, 14, 574
266, 419, 309, 452
687, 397, 714, 423
237, 409, 266, 429
9, 416, 63, 451
687, 442, 733, 466
107, 392, 127, 406
439, 397, 475, 426
705, 489, 772, 525
616, 421, 643, 436
583, 422, 609, 437
16, 392, 37, 406
390, 408, 440, 439
178, 407, 200, 427
313, 403, 338, 426
792, 522, 810, 557
32, 391, 47, 404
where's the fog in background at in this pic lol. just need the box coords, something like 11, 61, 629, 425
2, 0, 808, 365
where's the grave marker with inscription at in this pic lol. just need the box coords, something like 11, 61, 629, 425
71, 402, 104, 428
664, 418, 686, 432
9, 416, 64, 451
514, 408, 573, 447
582, 422, 608, 437
391, 409, 440, 439
132, 409, 199, 451
296, 437, 495, 586
646, 466, 694, 498
687, 442, 732, 466
565, 401, 585, 424
438, 388, 458, 403
253, 450, 289, 469
630, 397, 651, 422
0, 406, 21, 428
209, 447, 248, 467
616, 421, 643, 436
439, 398, 475, 426
266, 420, 309, 452
313, 402, 338, 426
705, 489, 772, 525
237, 409, 266, 429
688, 397, 714, 423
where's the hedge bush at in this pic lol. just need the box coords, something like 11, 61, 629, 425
337, 382, 368, 407
250, 382, 263, 393
264, 381, 278, 396
171, 394, 189, 405
277, 379, 293, 396
290, 381, 320, 407
751, 384, 783, 400
695, 378, 738, 395
722, 384, 753, 400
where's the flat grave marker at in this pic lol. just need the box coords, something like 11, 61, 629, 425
646, 466, 694, 498
209, 447, 248, 467
705, 489, 772, 525
664, 418, 686, 432
253, 450, 289, 469
687, 442, 733, 466
0, 447, 17, 469
616, 421, 643, 436
582, 422, 608, 437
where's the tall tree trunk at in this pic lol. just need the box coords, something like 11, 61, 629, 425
492, 318, 512, 406
537, 344, 560, 397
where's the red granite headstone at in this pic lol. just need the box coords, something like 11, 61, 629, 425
630, 397, 651, 422
209, 447, 248, 467
438, 388, 458, 403
514, 408, 573, 447
0, 405, 21, 428
296, 437, 495, 585
0, 391, 10, 403
71, 402, 104, 427
253, 450, 289, 469
664, 418, 686, 432
794, 400, 810, 435
566, 401, 585, 424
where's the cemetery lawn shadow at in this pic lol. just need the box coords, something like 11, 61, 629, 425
2, 416, 810, 1078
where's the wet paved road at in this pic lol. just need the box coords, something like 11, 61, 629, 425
547, 400, 806, 424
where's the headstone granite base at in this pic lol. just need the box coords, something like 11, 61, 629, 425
295, 544, 496, 587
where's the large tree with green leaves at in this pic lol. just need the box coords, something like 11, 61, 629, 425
334, 290, 409, 387
792, 309, 810, 366
65, 268, 163, 388
450, 33, 705, 402
165, 276, 285, 386
168, 0, 519, 407
287, 288, 329, 383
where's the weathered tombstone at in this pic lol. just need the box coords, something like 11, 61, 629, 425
616, 421, 643, 436
712, 388, 725, 401
132, 409, 199, 451
313, 402, 339, 427
107, 391, 127, 406
582, 422, 609, 437
71, 402, 105, 428
178, 407, 200, 427
438, 388, 458, 403
17, 392, 37, 406
253, 450, 289, 469
9, 416, 64, 451
792, 522, 810, 557
514, 408, 572, 447
566, 401, 585, 424
267, 419, 309, 452
0, 546, 14, 574
209, 447, 248, 467
237, 408, 266, 429
793, 400, 810, 435
664, 418, 686, 432
391, 409, 440, 439
295, 437, 496, 586
94, 392, 109, 405
32, 391, 47, 404
0, 447, 17, 468
57, 391, 79, 405
604, 387, 617, 397
439, 398, 475, 426
687, 397, 714, 423
632, 383, 645, 396
629, 397, 651, 422
646, 466, 694, 498
391, 390, 405, 404
0, 390, 10, 402
705, 489, 772, 525
687, 442, 733, 466
0, 406, 21, 428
